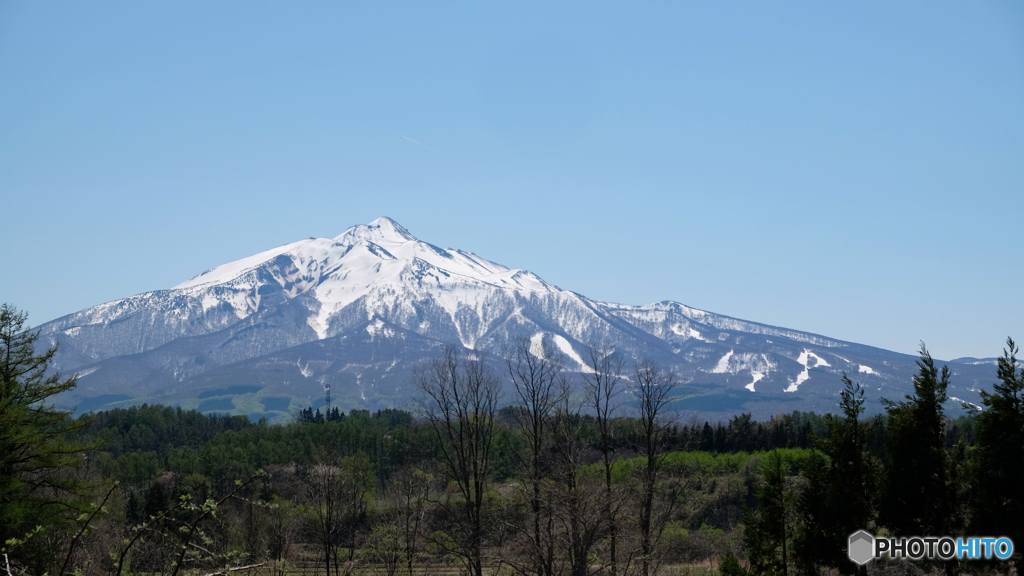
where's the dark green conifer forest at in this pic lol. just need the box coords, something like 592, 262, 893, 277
1, 304, 1021, 576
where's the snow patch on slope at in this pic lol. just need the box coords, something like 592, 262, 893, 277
785, 350, 831, 393
669, 323, 704, 341
950, 396, 983, 411
75, 366, 99, 378
714, 351, 772, 390
551, 334, 591, 373
527, 332, 593, 373
366, 319, 397, 340
713, 350, 735, 374
529, 332, 546, 357
785, 372, 809, 393
858, 365, 877, 375
747, 369, 766, 392
802, 350, 831, 368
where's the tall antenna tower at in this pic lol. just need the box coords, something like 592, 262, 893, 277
324, 384, 331, 418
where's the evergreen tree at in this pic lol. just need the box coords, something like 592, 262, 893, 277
143, 481, 169, 519
728, 413, 757, 452
796, 374, 878, 575
744, 449, 797, 576
971, 338, 1024, 564
0, 304, 94, 565
700, 422, 714, 452
880, 345, 963, 575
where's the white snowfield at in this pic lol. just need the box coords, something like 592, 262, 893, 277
177, 218, 551, 293
69, 218, 698, 352
174, 239, 314, 290
747, 370, 765, 393
784, 350, 832, 393
713, 350, 735, 374
949, 396, 983, 411
710, 349, 773, 392
168, 218, 561, 344
858, 364, 877, 375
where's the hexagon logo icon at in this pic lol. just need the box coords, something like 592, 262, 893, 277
848, 530, 874, 565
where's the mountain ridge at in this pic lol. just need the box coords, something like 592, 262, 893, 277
39, 217, 996, 422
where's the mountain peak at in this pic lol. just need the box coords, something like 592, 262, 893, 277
41, 214, 997, 422
336, 217, 417, 246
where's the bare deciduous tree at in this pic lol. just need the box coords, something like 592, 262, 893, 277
633, 358, 678, 576
585, 343, 626, 576
384, 465, 434, 576
550, 377, 604, 576
305, 459, 345, 576
503, 335, 567, 576
265, 496, 299, 562
414, 345, 500, 576
303, 452, 370, 576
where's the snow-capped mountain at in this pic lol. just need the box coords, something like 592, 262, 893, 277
40, 217, 996, 421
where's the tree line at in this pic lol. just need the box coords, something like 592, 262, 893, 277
0, 303, 1021, 576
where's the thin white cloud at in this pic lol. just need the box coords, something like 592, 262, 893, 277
402, 135, 439, 152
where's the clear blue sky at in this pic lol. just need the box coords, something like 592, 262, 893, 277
1, 2, 1021, 361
